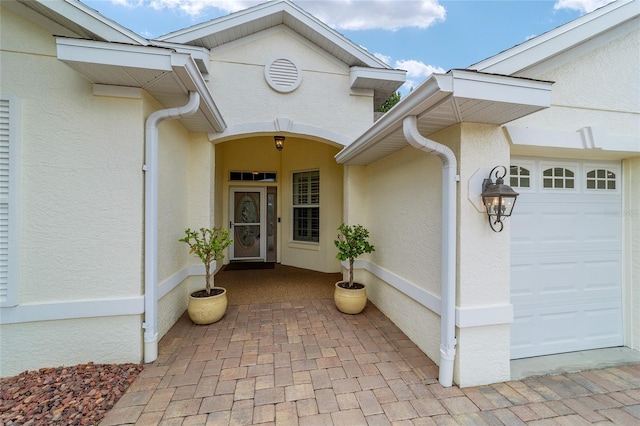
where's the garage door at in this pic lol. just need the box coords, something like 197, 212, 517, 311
510, 158, 623, 359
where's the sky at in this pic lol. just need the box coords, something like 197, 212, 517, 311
81, 0, 617, 93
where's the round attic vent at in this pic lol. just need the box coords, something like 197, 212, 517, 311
265, 57, 302, 93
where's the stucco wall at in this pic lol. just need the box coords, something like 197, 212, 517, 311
456, 123, 512, 386
346, 131, 450, 371
209, 26, 373, 142
215, 137, 343, 273
1, 316, 141, 376
363, 147, 443, 292
1, 7, 145, 376
2, 8, 143, 302
510, 27, 639, 138
153, 95, 216, 337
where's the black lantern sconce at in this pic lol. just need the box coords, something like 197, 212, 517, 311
274, 135, 285, 151
481, 166, 519, 232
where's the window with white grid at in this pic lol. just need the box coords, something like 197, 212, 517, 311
292, 170, 319, 243
586, 168, 616, 190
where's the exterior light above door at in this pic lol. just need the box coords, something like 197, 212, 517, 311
481, 165, 519, 232
274, 135, 285, 151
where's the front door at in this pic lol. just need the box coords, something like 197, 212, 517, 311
230, 188, 266, 261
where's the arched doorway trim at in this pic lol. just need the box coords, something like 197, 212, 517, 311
208, 118, 351, 148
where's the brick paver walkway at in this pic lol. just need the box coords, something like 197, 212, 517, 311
101, 298, 640, 425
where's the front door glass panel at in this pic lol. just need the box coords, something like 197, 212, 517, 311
233, 192, 261, 258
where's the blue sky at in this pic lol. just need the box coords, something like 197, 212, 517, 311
81, 0, 616, 92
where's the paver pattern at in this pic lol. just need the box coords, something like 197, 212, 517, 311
101, 299, 640, 425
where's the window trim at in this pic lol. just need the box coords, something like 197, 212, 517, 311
291, 169, 320, 243
1, 95, 22, 308
510, 161, 535, 192
584, 164, 621, 193
539, 162, 579, 193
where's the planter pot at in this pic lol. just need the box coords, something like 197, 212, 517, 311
187, 287, 227, 325
334, 281, 367, 314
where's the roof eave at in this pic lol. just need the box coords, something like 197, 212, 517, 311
21, 0, 149, 45
56, 38, 226, 133
156, 0, 391, 69
336, 70, 553, 166
469, 0, 639, 75
350, 67, 407, 108
335, 74, 450, 164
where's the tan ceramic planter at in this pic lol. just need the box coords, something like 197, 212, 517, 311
334, 281, 367, 314
187, 287, 227, 325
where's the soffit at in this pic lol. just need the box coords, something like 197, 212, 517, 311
337, 70, 554, 166
56, 38, 225, 133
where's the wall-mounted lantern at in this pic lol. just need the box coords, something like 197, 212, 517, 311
481, 165, 519, 232
274, 135, 285, 151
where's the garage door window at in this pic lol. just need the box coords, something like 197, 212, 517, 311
543, 167, 574, 189
510, 165, 531, 188
586, 169, 616, 190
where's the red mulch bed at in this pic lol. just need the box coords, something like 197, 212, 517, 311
0, 362, 142, 425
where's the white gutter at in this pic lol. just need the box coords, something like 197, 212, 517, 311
403, 115, 458, 388
143, 91, 200, 363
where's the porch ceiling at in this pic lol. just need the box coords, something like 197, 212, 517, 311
55, 38, 226, 134
336, 70, 554, 166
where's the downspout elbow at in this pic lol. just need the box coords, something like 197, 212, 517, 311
403, 116, 455, 167
143, 91, 200, 364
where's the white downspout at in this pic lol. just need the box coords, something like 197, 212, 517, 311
403, 115, 458, 387
143, 92, 200, 363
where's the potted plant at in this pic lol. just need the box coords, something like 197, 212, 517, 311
179, 227, 233, 324
334, 223, 375, 314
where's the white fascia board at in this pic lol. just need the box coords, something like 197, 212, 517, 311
450, 70, 553, 108
350, 67, 407, 89
157, 0, 389, 69
171, 53, 226, 133
155, 0, 283, 43
56, 38, 174, 71
335, 74, 451, 164
281, 4, 391, 69
36, 0, 148, 45
151, 41, 211, 76
335, 70, 552, 165
4, 0, 78, 38
469, 0, 638, 74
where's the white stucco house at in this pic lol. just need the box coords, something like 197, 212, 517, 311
1, 0, 638, 387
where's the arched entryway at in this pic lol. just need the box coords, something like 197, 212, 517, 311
214, 135, 344, 274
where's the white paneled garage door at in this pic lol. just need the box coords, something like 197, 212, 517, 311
510, 158, 623, 359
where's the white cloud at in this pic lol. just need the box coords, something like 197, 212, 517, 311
300, 1, 446, 31
118, 0, 446, 31
394, 59, 444, 92
374, 52, 392, 65
147, 0, 257, 15
553, 0, 616, 13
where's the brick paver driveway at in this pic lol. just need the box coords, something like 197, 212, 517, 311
101, 298, 640, 425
